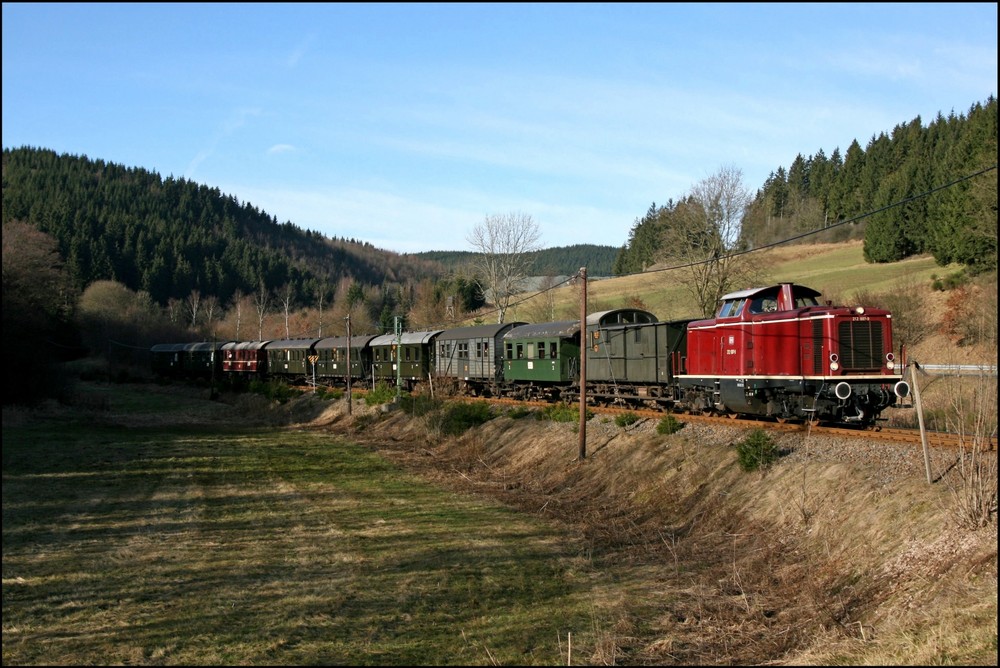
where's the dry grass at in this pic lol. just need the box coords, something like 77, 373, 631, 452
353, 403, 997, 665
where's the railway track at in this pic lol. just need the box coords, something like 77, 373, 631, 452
474, 397, 986, 450
299, 385, 987, 451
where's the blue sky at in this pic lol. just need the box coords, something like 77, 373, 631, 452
3, 3, 996, 254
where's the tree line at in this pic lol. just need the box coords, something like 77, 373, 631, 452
614, 96, 997, 277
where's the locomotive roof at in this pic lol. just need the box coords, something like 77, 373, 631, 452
369, 330, 444, 346
719, 283, 822, 301
436, 322, 527, 341
504, 320, 581, 339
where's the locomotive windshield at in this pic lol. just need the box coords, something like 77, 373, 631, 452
717, 298, 747, 318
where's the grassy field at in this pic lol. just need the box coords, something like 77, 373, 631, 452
2, 388, 614, 666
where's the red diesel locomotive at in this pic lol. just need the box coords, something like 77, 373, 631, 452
676, 283, 909, 425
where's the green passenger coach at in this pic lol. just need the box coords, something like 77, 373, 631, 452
370, 330, 444, 391
502, 320, 582, 400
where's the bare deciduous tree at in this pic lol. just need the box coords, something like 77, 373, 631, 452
467, 211, 542, 324
186, 289, 201, 329
254, 282, 271, 340
279, 283, 295, 338
201, 294, 220, 339
225, 290, 244, 340
522, 275, 561, 324
315, 282, 328, 337
660, 165, 765, 317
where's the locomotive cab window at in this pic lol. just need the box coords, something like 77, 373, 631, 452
749, 292, 780, 314
718, 298, 746, 318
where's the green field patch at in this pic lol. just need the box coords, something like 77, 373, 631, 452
3, 419, 606, 665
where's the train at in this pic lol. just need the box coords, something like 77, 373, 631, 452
150, 282, 911, 428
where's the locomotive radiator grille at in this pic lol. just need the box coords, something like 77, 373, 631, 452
837, 320, 884, 371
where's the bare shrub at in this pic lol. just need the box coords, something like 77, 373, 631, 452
940, 276, 998, 347
945, 371, 998, 530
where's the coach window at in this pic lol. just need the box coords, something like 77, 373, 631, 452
550, 342, 558, 358
506, 342, 514, 360
526, 343, 536, 359
516, 343, 524, 359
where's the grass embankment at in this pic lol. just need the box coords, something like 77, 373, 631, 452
2, 386, 608, 666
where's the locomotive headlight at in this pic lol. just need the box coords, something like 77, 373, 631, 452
829, 353, 839, 371
830, 361, 840, 371
855, 306, 865, 315
885, 352, 895, 370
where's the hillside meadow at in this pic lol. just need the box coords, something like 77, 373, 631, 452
510, 240, 951, 321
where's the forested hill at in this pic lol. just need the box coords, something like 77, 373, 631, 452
2, 147, 621, 306
1, 147, 447, 307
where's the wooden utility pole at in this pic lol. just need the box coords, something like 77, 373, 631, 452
910, 361, 931, 483
346, 313, 352, 416
579, 267, 587, 460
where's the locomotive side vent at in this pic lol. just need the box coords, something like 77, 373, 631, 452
837, 320, 883, 370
